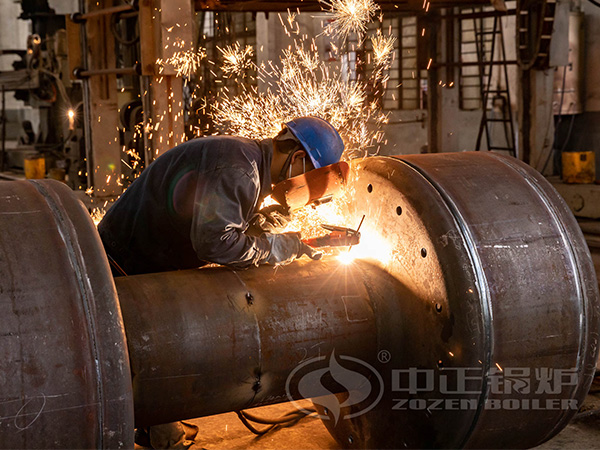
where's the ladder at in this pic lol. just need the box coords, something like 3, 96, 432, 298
474, 15, 516, 157
517, 0, 556, 70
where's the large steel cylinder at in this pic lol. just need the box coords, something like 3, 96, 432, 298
115, 261, 381, 426
0, 152, 598, 449
317, 152, 600, 449
0, 180, 133, 449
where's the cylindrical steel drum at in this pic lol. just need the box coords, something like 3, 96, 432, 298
115, 260, 380, 427
318, 152, 599, 448
0, 180, 133, 449
0, 152, 597, 450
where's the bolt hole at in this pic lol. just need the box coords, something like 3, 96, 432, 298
367, 184, 373, 193
435, 303, 442, 313
396, 206, 402, 215
348, 435, 354, 445
421, 248, 427, 258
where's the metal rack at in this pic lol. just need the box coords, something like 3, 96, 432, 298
459, 8, 516, 156
474, 15, 516, 156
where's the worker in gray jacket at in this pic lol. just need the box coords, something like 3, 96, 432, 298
98, 116, 344, 276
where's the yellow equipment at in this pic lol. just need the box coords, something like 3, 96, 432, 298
562, 151, 596, 184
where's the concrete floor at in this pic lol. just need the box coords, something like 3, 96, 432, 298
536, 378, 600, 450
185, 400, 336, 450
152, 378, 600, 450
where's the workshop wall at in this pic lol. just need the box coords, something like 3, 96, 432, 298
563, 1, 600, 179
0, 0, 38, 141
378, 10, 518, 157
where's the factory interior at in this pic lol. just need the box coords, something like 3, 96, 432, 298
2, 0, 600, 448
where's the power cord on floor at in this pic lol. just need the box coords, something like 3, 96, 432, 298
236, 407, 318, 436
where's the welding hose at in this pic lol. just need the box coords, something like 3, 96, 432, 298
236, 407, 318, 436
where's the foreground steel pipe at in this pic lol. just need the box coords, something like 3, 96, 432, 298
116, 261, 379, 426
0, 152, 598, 449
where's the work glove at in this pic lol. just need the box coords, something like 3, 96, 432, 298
266, 232, 323, 266
248, 204, 291, 234
298, 240, 323, 261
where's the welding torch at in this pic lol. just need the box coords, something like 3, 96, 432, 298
302, 224, 361, 248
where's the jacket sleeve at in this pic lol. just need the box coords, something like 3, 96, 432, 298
190, 166, 298, 268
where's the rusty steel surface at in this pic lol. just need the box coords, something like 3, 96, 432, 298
0, 180, 133, 449
0, 153, 598, 449
316, 152, 600, 449
115, 259, 380, 427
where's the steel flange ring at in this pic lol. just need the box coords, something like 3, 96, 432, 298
318, 152, 599, 449
0, 180, 133, 449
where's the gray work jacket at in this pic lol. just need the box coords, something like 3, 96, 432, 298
98, 135, 277, 275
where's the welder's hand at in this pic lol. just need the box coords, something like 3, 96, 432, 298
284, 232, 322, 261
265, 232, 321, 266
261, 204, 291, 230
249, 204, 291, 234
298, 242, 323, 261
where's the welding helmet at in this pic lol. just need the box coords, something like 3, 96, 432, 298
285, 117, 344, 169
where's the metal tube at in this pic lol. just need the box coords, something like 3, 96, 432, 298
140, 75, 153, 167
116, 259, 381, 427
446, 9, 517, 20
321, 153, 600, 449
79, 0, 93, 191
434, 60, 518, 67
75, 4, 135, 21
75, 65, 139, 78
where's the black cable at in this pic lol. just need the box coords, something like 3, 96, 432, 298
516, 0, 546, 70
241, 407, 317, 425
236, 411, 274, 435
236, 407, 318, 436
588, 0, 600, 9
107, 254, 128, 276
110, 11, 139, 46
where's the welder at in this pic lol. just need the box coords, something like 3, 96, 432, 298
97, 116, 344, 276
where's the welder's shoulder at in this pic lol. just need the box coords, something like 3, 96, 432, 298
182, 135, 261, 172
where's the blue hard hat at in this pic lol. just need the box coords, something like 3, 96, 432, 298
285, 117, 344, 169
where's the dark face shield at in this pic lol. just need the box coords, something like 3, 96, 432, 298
275, 126, 304, 182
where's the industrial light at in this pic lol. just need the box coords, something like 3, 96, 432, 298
67, 109, 75, 130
